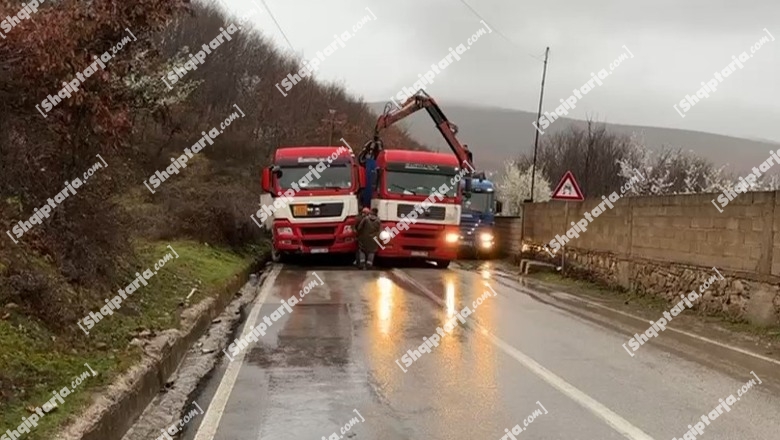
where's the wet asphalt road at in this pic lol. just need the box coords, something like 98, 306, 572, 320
180, 261, 780, 440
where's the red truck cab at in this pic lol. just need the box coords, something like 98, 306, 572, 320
370, 150, 463, 268
260, 146, 362, 261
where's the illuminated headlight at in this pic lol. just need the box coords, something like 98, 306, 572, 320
445, 233, 459, 243
379, 230, 391, 241
343, 225, 354, 234
276, 227, 293, 235
480, 232, 494, 242
480, 240, 493, 249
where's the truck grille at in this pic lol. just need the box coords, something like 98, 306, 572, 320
405, 231, 433, 239
396, 204, 446, 221
404, 244, 437, 252
291, 202, 344, 218
399, 228, 439, 252
302, 238, 335, 248
301, 226, 337, 235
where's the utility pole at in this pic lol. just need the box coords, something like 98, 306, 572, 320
528, 47, 549, 203
328, 109, 336, 146
322, 109, 337, 145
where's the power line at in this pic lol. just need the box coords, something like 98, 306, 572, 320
259, 0, 295, 52
454, 0, 545, 63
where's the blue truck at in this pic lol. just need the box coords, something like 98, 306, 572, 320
459, 172, 502, 258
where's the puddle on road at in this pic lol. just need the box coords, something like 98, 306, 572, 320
247, 303, 352, 368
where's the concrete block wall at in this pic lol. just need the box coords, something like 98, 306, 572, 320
494, 214, 523, 257
496, 191, 780, 326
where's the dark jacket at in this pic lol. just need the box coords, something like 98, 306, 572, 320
356, 213, 381, 252
354, 212, 365, 245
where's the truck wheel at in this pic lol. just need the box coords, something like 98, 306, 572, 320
434, 259, 450, 269
271, 247, 283, 263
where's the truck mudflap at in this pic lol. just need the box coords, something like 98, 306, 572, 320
376, 222, 459, 260
272, 218, 358, 255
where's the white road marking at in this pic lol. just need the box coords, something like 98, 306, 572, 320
318, 271, 331, 300
392, 269, 656, 440
526, 285, 780, 368
483, 268, 780, 368
193, 265, 282, 440
480, 330, 655, 440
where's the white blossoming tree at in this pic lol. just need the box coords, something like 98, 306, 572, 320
617, 133, 734, 195
616, 134, 673, 196
497, 161, 552, 215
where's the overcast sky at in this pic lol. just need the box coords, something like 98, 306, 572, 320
219, 0, 780, 143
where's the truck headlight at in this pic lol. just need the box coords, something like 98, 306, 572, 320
343, 225, 354, 234
445, 232, 459, 243
379, 230, 391, 241
480, 232, 494, 242
276, 227, 293, 235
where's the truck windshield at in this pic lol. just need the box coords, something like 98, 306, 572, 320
463, 192, 494, 213
385, 171, 457, 197
278, 165, 352, 189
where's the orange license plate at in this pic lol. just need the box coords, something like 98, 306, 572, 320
293, 205, 307, 216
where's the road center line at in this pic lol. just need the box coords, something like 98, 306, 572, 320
391, 269, 656, 440
192, 264, 282, 440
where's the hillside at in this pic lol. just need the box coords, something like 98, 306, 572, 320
369, 102, 780, 176
0, 3, 424, 438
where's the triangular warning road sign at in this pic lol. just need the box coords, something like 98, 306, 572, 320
551, 171, 584, 201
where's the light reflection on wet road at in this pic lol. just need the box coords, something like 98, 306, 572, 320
182, 261, 780, 440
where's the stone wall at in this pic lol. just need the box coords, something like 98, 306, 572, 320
496, 191, 780, 326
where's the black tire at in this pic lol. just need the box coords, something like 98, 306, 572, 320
434, 259, 450, 269
271, 247, 289, 263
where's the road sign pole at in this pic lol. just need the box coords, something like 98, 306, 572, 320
562, 202, 568, 272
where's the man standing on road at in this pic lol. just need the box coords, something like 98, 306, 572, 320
353, 207, 368, 266
356, 207, 381, 269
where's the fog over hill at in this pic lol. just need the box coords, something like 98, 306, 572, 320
370, 102, 779, 179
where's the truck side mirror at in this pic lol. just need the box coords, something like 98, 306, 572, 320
261, 167, 272, 193
495, 200, 503, 214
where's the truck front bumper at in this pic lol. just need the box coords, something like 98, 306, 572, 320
459, 230, 496, 254
273, 218, 358, 255
376, 223, 459, 260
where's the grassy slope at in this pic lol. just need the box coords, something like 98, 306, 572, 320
0, 240, 260, 440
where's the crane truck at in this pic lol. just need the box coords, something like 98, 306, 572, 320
357, 90, 474, 269
260, 146, 363, 262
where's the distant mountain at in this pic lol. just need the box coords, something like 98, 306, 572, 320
369, 102, 779, 178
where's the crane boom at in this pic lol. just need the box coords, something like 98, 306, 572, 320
360, 91, 473, 172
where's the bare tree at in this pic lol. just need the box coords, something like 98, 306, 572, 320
518, 117, 632, 197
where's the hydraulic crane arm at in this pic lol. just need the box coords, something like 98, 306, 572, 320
359, 90, 473, 172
